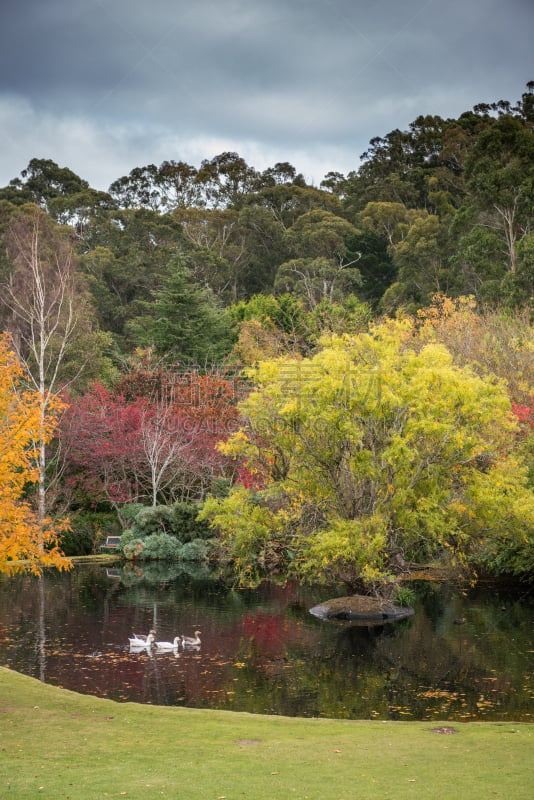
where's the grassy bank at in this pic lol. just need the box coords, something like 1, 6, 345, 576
1, 667, 532, 799
68, 554, 120, 565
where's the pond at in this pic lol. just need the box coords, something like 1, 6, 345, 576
0, 563, 533, 721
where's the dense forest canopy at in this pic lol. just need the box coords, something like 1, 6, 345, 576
1, 82, 534, 588
1, 83, 532, 337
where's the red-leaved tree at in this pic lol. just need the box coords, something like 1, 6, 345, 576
57, 368, 247, 516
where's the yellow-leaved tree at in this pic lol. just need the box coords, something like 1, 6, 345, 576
200, 317, 534, 591
0, 334, 69, 574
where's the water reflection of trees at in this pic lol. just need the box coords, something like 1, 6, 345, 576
0, 570, 532, 720
118, 561, 212, 586
210, 588, 534, 721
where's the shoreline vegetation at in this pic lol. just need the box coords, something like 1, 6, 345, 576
1, 666, 532, 800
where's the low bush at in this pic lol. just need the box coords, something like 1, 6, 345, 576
60, 511, 121, 556
119, 502, 210, 542
141, 533, 182, 560
180, 539, 210, 561
119, 505, 212, 562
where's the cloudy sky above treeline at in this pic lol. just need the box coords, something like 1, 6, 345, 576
0, 0, 532, 190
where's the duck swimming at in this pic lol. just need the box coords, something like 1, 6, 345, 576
181, 631, 201, 647
155, 636, 181, 651
129, 630, 156, 647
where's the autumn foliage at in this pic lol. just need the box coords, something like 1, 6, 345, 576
511, 399, 534, 432
0, 334, 69, 574
417, 294, 534, 405
58, 367, 247, 510
201, 317, 534, 588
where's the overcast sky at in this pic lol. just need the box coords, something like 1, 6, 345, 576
0, 0, 532, 191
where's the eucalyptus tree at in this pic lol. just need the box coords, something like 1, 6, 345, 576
275, 210, 361, 309
244, 184, 344, 230
108, 160, 204, 211
196, 151, 259, 209
465, 114, 534, 274
257, 161, 305, 187
0, 158, 89, 211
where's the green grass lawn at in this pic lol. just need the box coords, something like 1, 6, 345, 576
1, 666, 532, 800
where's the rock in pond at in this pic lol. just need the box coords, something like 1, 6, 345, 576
309, 595, 414, 624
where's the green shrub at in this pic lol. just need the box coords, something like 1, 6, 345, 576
394, 585, 417, 607
166, 501, 212, 541
209, 477, 231, 498
121, 532, 182, 561
118, 504, 213, 561
60, 511, 121, 556
141, 533, 182, 560
132, 506, 175, 537
122, 537, 146, 560
179, 539, 210, 561
119, 503, 146, 524
120, 528, 135, 546
119, 502, 211, 542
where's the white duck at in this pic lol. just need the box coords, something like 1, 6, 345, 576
129, 630, 156, 647
181, 630, 201, 647
155, 636, 181, 651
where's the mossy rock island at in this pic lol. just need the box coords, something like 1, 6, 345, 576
309, 595, 415, 624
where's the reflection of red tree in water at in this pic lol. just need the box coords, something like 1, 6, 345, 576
242, 611, 285, 658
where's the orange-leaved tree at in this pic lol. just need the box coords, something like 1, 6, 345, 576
0, 334, 70, 574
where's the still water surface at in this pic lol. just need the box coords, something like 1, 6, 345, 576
0, 563, 532, 721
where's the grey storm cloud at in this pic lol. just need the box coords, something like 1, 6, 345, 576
0, 0, 532, 189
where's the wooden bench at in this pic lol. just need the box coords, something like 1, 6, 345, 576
99, 535, 122, 552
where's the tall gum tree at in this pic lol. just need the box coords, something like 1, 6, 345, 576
275, 210, 361, 309
465, 114, 534, 274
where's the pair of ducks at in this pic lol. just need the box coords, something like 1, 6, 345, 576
129, 630, 201, 650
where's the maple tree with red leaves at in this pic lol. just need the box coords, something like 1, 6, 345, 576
116, 364, 247, 433
59, 385, 148, 511
57, 366, 248, 515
